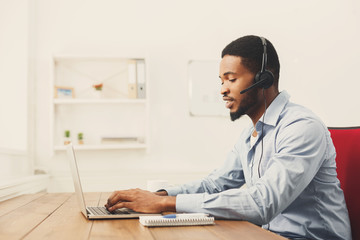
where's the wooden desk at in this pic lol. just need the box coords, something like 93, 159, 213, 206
0, 192, 286, 240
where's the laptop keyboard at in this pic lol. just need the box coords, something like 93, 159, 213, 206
87, 207, 136, 216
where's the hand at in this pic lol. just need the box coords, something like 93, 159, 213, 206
105, 188, 175, 213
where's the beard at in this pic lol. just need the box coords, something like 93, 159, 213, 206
230, 89, 258, 121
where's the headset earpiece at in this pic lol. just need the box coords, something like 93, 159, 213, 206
240, 36, 275, 94
254, 70, 274, 89
254, 37, 274, 89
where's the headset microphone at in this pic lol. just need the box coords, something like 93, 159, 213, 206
240, 37, 274, 94
240, 77, 271, 94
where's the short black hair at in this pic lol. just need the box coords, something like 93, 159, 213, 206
221, 35, 280, 85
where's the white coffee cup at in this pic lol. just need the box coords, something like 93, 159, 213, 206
147, 180, 169, 192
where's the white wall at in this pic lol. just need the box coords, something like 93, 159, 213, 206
31, 0, 360, 192
0, 0, 49, 201
0, 0, 32, 178
0, 1, 28, 152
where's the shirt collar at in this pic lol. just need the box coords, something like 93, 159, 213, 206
258, 90, 290, 127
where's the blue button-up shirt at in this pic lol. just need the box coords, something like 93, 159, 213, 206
165, 91, 351, 240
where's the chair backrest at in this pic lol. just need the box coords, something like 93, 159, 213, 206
328, 127, 360, 240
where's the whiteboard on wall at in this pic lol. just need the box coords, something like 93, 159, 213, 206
188, 60, 228, 117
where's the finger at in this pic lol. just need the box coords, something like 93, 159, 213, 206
107, 201, 134, 212
106, 189, 144, 209
106, 191, 117, 206
107, 202, 124, 212
112, 189, 141, 203
107, 191, 125, 207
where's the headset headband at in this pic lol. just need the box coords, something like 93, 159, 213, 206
260, 37, 267, 73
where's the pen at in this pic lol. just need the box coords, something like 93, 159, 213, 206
162, 213, 209, 218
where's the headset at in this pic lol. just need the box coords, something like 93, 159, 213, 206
239, 36, 274, 230
240, 37, 275, 94
239, 36, 274, 179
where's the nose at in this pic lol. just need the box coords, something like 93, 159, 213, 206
221, 82, 229, 95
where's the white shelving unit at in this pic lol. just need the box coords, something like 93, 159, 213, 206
50, 56, 149, 151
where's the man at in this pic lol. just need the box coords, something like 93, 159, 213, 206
106, 35, 351, 240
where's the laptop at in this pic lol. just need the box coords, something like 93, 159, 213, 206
66, 143, 161, 219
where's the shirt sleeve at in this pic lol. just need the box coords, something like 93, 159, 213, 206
173, 119, 328, 225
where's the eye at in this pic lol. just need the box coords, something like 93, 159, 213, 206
229, 79, 236, 82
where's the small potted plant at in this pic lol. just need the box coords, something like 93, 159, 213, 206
92, 83, 103, 98
93, 83, 103, 91
64, 130, 71, 145
78, 132, 84, 145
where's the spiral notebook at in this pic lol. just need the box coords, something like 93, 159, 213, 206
139, 213, 215, 227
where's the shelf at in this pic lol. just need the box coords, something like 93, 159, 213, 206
51, 56, 149, 153
54, 98, 146, 104
54, 143, 148, 151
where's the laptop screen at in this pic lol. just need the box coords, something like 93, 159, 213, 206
67, 143, 88, 217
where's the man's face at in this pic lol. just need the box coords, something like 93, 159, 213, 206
219, 55, 258, 121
